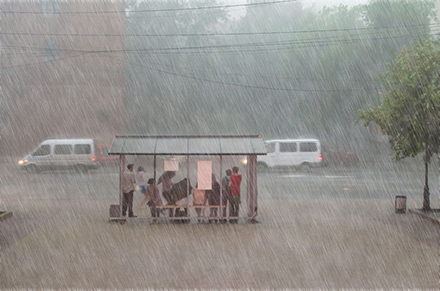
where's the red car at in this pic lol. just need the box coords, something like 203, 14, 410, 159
96, 145, 119, 166
322, 145, 359, 166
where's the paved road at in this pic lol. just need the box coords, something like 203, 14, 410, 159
1, 161, 439, 289
2, 160, 439, 202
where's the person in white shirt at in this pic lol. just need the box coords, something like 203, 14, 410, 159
122, 164, 136, 217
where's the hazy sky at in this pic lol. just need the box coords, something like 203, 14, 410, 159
224, 0, 371, 19
305, 0, 369, 8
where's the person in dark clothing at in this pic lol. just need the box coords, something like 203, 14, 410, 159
221, 169, 232, 223
122, 164, 136, 218
146, 178, 162, 221
207, 174, 221, 223
171, 178, 192, 221
157, 171, 175, 217
229, 166, 242, 224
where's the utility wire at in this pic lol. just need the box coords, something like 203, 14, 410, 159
0, 29, 428, 73
1, 0, 298, 14
124, 55, 380, 85
0, 49, 383, 92
1, 31, 427, 56
3, 47, 377, 92
2, 22, 438, 38
0, 46, 380, 91
0, 52, 92, 70
107, 54, 379, 93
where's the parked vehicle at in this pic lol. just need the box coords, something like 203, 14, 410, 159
96, 145, 119, 166
18, 139, 100, 173
256, 139, 323, 171
322, 145, 359, 166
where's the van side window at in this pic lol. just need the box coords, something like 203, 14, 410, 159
32, 145, 50, 156
300, 142, 317, 152
280, 143, 297, 152
54, 145, 72, 155
75, 144, 91, 155
265, 143, 275, 153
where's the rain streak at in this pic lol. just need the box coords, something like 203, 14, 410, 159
1, 0, 440, 289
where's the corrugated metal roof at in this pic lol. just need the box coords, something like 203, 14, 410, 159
108, 135, 266, 155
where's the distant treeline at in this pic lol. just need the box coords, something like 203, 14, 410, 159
124, 0, 438, 150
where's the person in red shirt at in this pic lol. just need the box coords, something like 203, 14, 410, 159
228, 166, 242, 224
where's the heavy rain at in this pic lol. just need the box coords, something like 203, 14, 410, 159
1, 0, 440, 289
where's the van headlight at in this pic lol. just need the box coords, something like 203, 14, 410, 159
18, 159, 28, 165
241, 158, 247, 165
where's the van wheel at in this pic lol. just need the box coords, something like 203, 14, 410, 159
75, 165, 88, 174
299, 163, 311, 173
257, 162, 267, 172
26, 164, 38, 174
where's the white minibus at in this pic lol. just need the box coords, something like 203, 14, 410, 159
18, 139, 100, 173
257, 139, 322, 171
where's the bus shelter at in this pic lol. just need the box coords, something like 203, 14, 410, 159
108, 135, 266, 224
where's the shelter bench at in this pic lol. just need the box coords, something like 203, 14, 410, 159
190, 205, 227, 223
150, 205, 226, 209
148, 205, 227, 224
190, 205, 226, 209
153, 205, 183, 209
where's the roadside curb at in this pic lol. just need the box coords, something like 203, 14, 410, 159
0, 211, 13, 222
408, 208, 440, 227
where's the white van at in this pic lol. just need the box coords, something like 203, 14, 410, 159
18, 139, 100, 173
257, 139, 322, 171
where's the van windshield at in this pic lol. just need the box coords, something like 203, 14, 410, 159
32, 145, 50, 156
265, 143, 275, 153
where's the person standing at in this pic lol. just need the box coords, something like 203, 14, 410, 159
207, 174, 221, 223
146, 178, 162, 222
228, 166, 242, 224
171, 178, 192, 220
193, 185, 207, 223
221, 169, 232, 223
136, 166, 147, 207
122, 164, 137, 218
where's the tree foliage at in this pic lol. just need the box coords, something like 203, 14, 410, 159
124, 0, 437, 143
359, 38, 440, 161
359, 37, 440, 210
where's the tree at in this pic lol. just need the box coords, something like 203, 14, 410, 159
362, 0, 436, 58
359, 38, 440, 211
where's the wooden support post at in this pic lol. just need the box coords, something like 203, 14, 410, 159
153, 154, 157, 223
153, 155, 157, 191
247, 155, 258, 223
186, 154, 190, 221
119, 155, 125, 221
219, 155, 223, 221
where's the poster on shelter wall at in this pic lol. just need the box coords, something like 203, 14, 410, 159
164, 160, 179, 171
197, 161, 212, 190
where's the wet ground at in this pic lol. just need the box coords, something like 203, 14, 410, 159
1, 160, 439, 289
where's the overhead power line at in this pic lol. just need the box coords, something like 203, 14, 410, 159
0, 0, 297, 14
105, 54, 379, 93
0, 44, 380, 92
126, 56, 380, 84
0, 52, 91, 70
1, 31, 426, 57
2, 22, 438, 38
